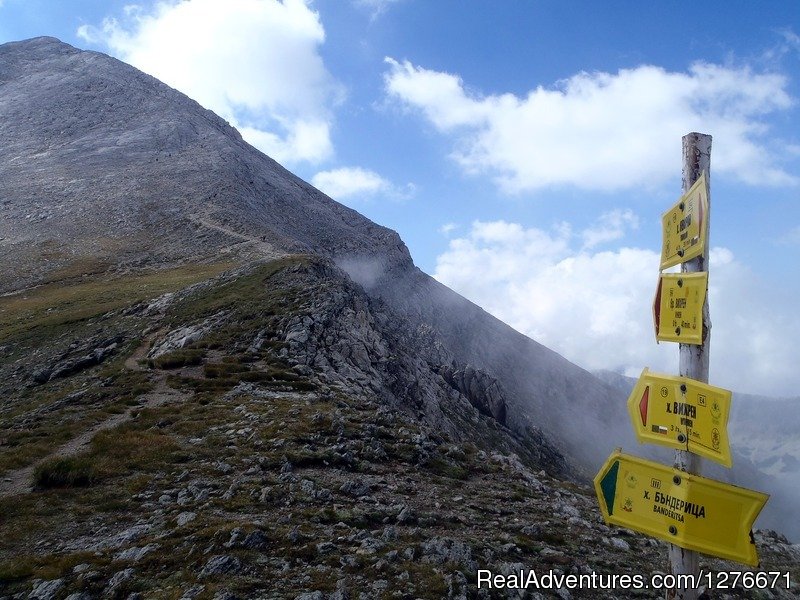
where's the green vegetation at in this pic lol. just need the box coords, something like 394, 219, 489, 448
163, 256, 312, 329
0, 368, 155, 474
424, 455, 470, 480
33, 457, 96, 489
0, 261, 235, 345
90, 427, 183, 476
0, 549, 108, 585
203, 361, 250, 378
29, 423, 183, 489
0, 261, 236, 475
148, 348, 205, 369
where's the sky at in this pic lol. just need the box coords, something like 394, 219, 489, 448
1, 0, 799, 398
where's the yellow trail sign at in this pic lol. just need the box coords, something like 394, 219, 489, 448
653, 272, 707, 344
661, 172, 708, 270
594, 450, 768, 566
627, 368, 732, 467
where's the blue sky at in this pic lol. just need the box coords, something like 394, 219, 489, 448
1, 0, 799, 397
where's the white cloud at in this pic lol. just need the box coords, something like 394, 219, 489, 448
779, 28, 800, 54
384, 58, 798, 192
312, 167, 388, 198
78, 0, 343, 164
354, 0, 403, 19
312, 166, 407, 200
434, 219, 800, 398
242, 121, 333, 165
581, 209, 639, 249
438, 222, 459, 236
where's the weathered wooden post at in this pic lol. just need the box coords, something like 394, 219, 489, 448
595, 131, 767, 594
667, 132, 712, 600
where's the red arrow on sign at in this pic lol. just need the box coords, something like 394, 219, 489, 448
652, 277, 663, 339
639, 386, 649, 426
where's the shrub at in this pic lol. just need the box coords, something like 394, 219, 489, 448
33, 457, 96, 489
149, 349, 204, 369
203, 362, 250, 378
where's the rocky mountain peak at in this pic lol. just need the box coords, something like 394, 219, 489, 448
0, 36, 412, 294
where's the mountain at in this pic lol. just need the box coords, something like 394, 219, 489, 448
1, 37, 798, 599
0, 36, 408, 291
0, 36, 630, 474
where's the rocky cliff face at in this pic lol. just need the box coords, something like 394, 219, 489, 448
2, 37, 798, 598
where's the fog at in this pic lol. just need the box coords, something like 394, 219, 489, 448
336, 252, 800, 542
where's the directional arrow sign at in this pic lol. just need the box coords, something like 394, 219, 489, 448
594, 450, 768, 566
653, 272, 707, 345
660, 172, 709, 270
627, 368, 732, 467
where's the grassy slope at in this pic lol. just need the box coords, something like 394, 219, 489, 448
0, 262, 235, 474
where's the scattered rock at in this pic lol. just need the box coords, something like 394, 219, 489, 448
114, 543, 159, 562
179, 585, 205, 600
421, 537, 473, 569
339, 478, 371, 497
27, 579, 64, 600
608, 537, 630, 551
199, 555, 241, 578
176, 512, 197, 527
240, 529, 270, 550
396, 505, 416, 524
104, 568, 134, 595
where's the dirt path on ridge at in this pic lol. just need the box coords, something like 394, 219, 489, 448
0, 337, 186, 498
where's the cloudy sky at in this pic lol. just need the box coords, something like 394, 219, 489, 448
1, 0, 799, 397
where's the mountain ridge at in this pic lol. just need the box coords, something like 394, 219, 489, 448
0, 36, 629, 475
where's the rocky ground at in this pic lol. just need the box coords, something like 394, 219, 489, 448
1, 257, 798, 600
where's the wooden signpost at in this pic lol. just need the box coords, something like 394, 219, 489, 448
594, 133, 769, 599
